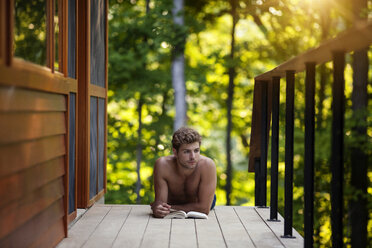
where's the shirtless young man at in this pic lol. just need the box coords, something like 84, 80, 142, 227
151, 127, 217, 218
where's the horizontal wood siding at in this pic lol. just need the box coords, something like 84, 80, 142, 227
0, 135, 66, 176
0, 86, 67, 247
0, 86, 66, 112
0, 112, 66, 144
30, 217, 66, 248
0, 177, 64, 238
0, 199, 65, 247
0, 157, 65, 207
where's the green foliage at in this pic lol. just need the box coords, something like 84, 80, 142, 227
107, 0, 177, 204
106, 0, 371, 246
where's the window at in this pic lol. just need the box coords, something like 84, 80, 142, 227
14, 0, 47, 66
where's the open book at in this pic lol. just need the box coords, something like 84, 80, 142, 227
164, 209, 208, 219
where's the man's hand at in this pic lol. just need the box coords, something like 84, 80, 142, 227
151, 201, 171, 218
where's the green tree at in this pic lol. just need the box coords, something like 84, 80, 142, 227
106, 1, 372, 246
107, 0, 175, 203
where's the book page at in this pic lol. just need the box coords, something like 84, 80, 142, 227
164, 210, 187, 219
186, 211, 208, 219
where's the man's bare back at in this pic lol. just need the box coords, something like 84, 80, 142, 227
151, 128, 216, 218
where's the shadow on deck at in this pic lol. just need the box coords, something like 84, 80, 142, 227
57, 204, 303, 248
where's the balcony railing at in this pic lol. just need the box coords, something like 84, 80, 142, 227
249, 20, 371, 247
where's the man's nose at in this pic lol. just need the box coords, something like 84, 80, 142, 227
190, 152, 195, 159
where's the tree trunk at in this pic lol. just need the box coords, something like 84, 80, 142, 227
225, 0, 237, 206
135, 0, 150, 204
136, 96, 143, 203
172, 0, 186, 131
350, 1, 368, 247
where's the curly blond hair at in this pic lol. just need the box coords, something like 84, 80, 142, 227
172, 127, 202, 151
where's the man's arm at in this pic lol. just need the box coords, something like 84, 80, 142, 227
172, 158, 217, 214
151, 158, 171, 218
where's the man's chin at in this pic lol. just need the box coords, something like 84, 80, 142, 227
181, 163, 196, 169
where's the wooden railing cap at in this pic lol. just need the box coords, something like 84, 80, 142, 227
255, 20, 372, 81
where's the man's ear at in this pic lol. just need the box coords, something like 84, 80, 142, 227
172, 148, 177, 156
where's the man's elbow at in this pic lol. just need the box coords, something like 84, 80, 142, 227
198, 205, 210, 215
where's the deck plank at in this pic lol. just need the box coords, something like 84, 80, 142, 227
56, 205, 111, 248
195, 210, 226, 248
255, 207, 304, 248
82, 205, 131, 248
57, 205, 303, 248
140, 216, 171, 248
170, 219, 198, 248
112, 205, 151, 248
214, 206, 255, 248
234, 206, 284, 248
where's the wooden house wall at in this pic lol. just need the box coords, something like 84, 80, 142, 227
0, 67, 70, 247
0, 0, 108, 246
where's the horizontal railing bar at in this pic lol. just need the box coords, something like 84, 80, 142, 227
255, 21, 372, 81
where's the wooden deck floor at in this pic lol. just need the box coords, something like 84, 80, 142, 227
57, 204, 303, 248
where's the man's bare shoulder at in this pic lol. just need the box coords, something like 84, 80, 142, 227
155, 155, 175, 165
154, 155, 176, 172
198, 156, 216, 169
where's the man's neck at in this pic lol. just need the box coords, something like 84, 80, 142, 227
175, 159, 196, 178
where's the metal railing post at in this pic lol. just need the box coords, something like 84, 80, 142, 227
259, 80, 269, 207
269, 77, 280, 221
331, 51, 345, 247
254, 157, 262, 206
304, 62, 316, 247
282, 70, 295, 238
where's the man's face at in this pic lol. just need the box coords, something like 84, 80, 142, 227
174, 142, 201, 169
